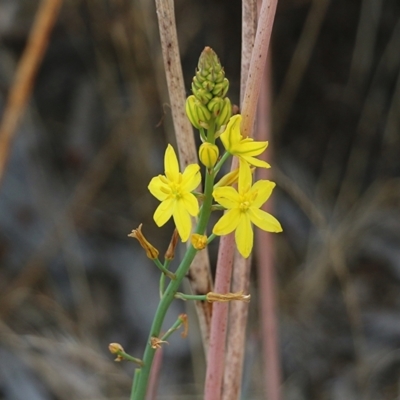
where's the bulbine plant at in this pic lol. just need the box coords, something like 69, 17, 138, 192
109, 47, 282, 400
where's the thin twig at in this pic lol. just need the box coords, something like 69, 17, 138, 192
154, 0, 213, 352
0, 0, 63, 185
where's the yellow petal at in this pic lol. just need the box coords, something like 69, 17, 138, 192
220, 115, 242, 151
235, 213, 253, 258
231, 139, 268, 156
241, 155, 271, 169
181, 193, 199, 216
250, 180, 275, 208
148, 176, 170, 201
214, 168, 240, 188
173, 206, 192, 242
164, 144, 180, 182
213, 208, 241, 236
238, 159, 253, 194
213, 186, 240, 209
248, 208, 282, 232
181, 164, 201, 192
153, 198, 174, 227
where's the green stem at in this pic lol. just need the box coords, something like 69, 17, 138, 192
160, 316, 185, 341
153, 258, 176, 280
131, 165, 216, 400
159, 260, 171, 297
175, 293, 207, 302
213, 151, 231, 175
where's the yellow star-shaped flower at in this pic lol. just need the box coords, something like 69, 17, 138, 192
148, 144, 201, 242
212, 160, 282, 258
219, 114, 271, 168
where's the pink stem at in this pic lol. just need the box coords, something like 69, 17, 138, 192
145, 348, 163, 400
203, 231, 236, 400
241, 0, 279, 138
255, 56, 282, 400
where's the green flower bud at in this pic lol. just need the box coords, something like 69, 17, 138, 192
212, 79, 229, 98
192, 47, 229, 105
185, 95, 211, 129
207, 97, 224, 116
215, 97, 232, 131
199, 143, 219, 169
191, 84, 213, 104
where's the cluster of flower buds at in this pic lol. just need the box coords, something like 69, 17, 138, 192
185, 47, 232, 132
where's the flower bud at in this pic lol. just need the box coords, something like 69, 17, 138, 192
212, 79, 229, 98
199, 143, 219, 169
185, 95, 211, 129
191, 47, 229, 106
214, 97, 232, 131
191, 85, 213, 104
207, 97, 224, 116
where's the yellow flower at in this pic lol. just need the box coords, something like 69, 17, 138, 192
212, 160, 282, 258
148, 144, 201, 242
219, 114, 271, 168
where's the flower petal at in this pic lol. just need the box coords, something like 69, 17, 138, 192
231, 139, 268, 156
250, 180, 276, 208
148, 176, 170, 201
213, 208, 241, 236
248, 208, 282, 232
173, 206, 192, 242
181, 164, 201, 192
181, 193, 199, 216
235, 213, 253, 258
164, 144, 180, 182
220, 115, 242, 151
213, 186, 240, 209
153, 198, 174, 227
241, 155, 271, 169
238, 159, 253, 194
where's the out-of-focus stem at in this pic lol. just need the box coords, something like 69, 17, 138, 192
0, 0, 63, 185
240, 0, 278, 138
222, 1, 279, 399
255, 56, 282, 400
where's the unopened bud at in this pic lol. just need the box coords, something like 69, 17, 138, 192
185, 95, 211, 129
109, 343, 124, 354
215, 97, 232, 132
212, 79, 229, 98
199, 143, 219, 169
207, 97, 224, 116
109, 343, 124, 362
191, 47, 230, 106
128, 224, 159, 259
191, 233, 208, 250
191, 85, 213, 105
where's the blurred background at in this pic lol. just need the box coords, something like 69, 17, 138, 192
0, 0, 400, 399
